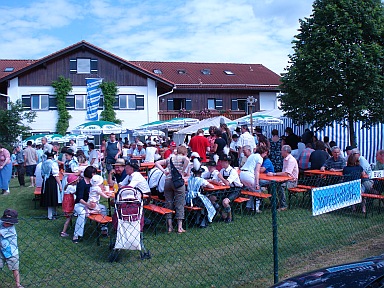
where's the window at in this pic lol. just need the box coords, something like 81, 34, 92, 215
119, 94, 145, 110
166, 98, 191, 110
75, 95, 86, 109
208, 98, 223, 110
231, 99, 247, 111
70, 58, 98, 74
177, 69, 186, 74
153, 69, 162, 74
31, 95, 49, 110
201, 69, 211, 75
224, 70, 235, 75
4, 67, 14, 72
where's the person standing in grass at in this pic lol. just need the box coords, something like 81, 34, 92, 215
24, 141, 38, 187
60, 174, 79, 237
0, 208, 23, 288
0, 145, 12, 195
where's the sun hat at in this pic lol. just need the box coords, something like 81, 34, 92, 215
90, 175, 103, 186
65, 148, 75, 156
126, 159, 140, 171
67, 174, 79, 185
1, 208, 19, 224
137, 141, 144, 146
112, 158, 126, 166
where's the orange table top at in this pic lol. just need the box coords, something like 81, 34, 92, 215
259, 173, 293, 182
204, 183, 231, 192
140, 162, 155, 169
304, 169, 343, 177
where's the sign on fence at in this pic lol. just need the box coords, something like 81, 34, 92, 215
369, 170, 384, 179
312, 180, 361, 216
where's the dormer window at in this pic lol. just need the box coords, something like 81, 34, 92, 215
4, 67, 14, 72
153, 69, 162, 74
201, 69, 211, 75
177, 69, 186, 74
224, 70, 234, 75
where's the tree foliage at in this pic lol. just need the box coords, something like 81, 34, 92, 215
0, 100, 36, 150
280, 0, 384, 145
52, 76, 72, 135
100, 81, 122, 124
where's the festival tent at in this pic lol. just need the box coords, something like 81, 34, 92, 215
173, 116, 231, 145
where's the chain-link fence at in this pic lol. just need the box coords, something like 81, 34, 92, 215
1, 176, 383, 287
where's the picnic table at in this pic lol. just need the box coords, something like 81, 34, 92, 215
304, 169, 343, 177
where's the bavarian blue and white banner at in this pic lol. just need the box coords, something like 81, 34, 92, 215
86, 78, 103, 120
312, 180, 361, 216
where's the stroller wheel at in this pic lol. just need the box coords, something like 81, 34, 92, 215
108, 250, 120, 263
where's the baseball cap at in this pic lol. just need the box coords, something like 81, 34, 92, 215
1, 208, 18, 224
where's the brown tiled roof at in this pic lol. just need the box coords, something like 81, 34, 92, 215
130, 61, 281, 90
0, 59, 37, 79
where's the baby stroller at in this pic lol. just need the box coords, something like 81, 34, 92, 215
109, 186, 151, 262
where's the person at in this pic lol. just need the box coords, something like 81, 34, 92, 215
24, 141, 38, 187
238, 125, 256, 157
213, 154, 243, 222
133, 142, 146, 159
309, 140, 330, 170
11, 149, 17, 179
100, 139, 107, 157
186, 158, 215, 228
72, 166, 106, 243
35, 144, 44, 164
268, 145, 299, 211
41, 137, 53, 154
324, 136, 332, 155
119, 160, 150, 193
163, 142, 175, 159
0, 209, 23, 288
343, 153, 369, 213
298, 142, 314, 174
88, 142, 99, 169
87, 175, 112, 213
81, 140, 89, 160
301, 128, 314, 146
211, 129, 227, 160
269, 129, 283, 172
229, 134, 240, 167
40, 151, 63, 220
373, 149, 384, 170
144, 141, 159, 163
69, 139, 77, 152
0, 144, 12, 195
60, 174, 79, 237
126, 142, 136, 160
15, 146, 25, 187
202, 160, 221, 182
62, 148, 79, 200
155, 146, 189, 234
34, 162, 43, 188
188, 129, 210, 162
122, 143, 129, 160
320, 146, 346, 171
108, 158, 127, 187
240, 145, 268, 212
104, 133, 122, 173
220, 123, 232, 147
284, 127, 299, 150
207, 126, 217, 158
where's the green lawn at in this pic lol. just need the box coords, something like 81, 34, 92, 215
1, 178, 383, 287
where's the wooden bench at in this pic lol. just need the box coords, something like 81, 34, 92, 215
240, 191, 272, 213
233, 197, 250, 214
287, 187, 310, 208
184, 205, 203, 228
150, 195, 166, 204
87, 214, 113, 246
33, 187, 42, 209
143, 204, 175, 215
361, 193, 384, 216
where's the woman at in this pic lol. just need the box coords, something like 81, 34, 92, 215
269, 129, 283, 172
220, 123, 232, 147
155, 146, 189, 233
343, 153, 368, 213
40, 151, 63, 220
0, 144, 12, 195
72, 166, 107, 243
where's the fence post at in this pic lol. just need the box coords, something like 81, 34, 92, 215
271, 180, 279, 284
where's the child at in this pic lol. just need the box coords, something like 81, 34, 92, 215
88, 175, 111, 213
60, 174, 79, 237
0, 208, 23, 288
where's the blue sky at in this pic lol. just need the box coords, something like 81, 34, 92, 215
0, 0, 313, 74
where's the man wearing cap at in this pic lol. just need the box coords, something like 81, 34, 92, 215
104, 133, 122, 173
144, 141, 159, 163
133, 142, 146, 159
119, 160, 150, 193
108, 158, 127, 187
188, 129, 210, 162
0, 208, 23, 288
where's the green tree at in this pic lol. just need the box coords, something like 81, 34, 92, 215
100, 81, 121, 124
280, 0, 384, 146
52, 76, 72, 135
0, 100, 36, 150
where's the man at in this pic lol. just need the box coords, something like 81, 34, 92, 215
309, 140, 329, 170
163, 142, 175, 159
229, 134, 240, 167
320, 146, 346, 171
24, 141, 38, 187
133, 142, 146, 159
284, 127, 299, 150
108, 158, 127, 187
126, 142, 137, 160
373, 149, 384, 170
238, 125, 256, 160
69, 139, 77, 152
104, 133, 122, 173
88, 142, 99, 169
268, 145, 299, 211
119, 160, 150, 193
15, 146, 25, 187
188, 129, 210, 162
298, 142, 314, 174
41, 137, 52, 154
144, 141, 159, 163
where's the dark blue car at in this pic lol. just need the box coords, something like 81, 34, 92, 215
272, 254, 384, 287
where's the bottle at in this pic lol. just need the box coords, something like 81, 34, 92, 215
102, 168, 109, 191
113, 180, 118, 194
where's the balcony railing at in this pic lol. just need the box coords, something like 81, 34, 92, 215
158, 110, 247, 121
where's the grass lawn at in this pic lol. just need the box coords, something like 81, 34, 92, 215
1, 178, 383, 287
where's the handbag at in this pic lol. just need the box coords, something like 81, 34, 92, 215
169, 157, 185, 189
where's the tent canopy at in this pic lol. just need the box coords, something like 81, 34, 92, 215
72, 120, 122, 135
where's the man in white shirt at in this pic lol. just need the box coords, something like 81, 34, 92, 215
238, 125, 256, 162
144, 141, 159, 163
119, 160, 150, 194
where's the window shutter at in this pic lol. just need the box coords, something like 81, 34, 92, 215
99, 96, 104, 109
49, 95, 57, 110
185, 99, 192, 110
22, 95, 31, 110
69, 59, 77, 73
231, 99, 238, 110
167, 99, 174, 111
66, 95, 75, 110
215, 99, 223, 109
135, 95, 144, 110
90, 59, 98, 74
